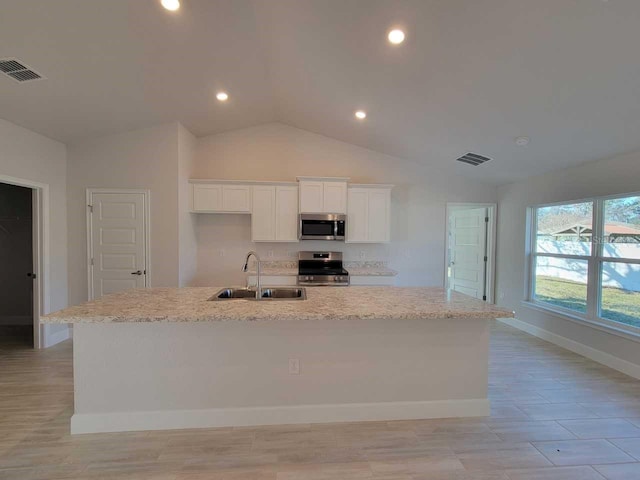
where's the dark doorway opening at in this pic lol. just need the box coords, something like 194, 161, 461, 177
0, 182, 34, 348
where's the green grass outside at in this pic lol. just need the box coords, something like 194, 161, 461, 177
535, 276, 640, 328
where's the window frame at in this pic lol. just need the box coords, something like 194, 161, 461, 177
526, 192, 640, 339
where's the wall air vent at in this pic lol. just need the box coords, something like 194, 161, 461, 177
456, 152, 492, 166
0, 58, 45, 83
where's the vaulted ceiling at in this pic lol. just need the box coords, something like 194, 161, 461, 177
1, 0, 640, 184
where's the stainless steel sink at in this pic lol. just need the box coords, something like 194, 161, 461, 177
209, 287, 306, 301
210, 288, 258, 300
260, 288, 307, 300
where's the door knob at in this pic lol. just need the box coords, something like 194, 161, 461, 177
131, 270, 143, 276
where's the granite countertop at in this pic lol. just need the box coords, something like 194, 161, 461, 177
247, 261, 398, 277
42, 287, 513, 324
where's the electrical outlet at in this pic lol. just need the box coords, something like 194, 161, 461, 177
288, 358, 300, 375
499, 291, 505, 300
359, 250, 366, 260
219, 249, 225, 257
268, 250, 274, 258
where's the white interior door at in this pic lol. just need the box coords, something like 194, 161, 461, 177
89, 191, 148, 300
448, 207, 488, 300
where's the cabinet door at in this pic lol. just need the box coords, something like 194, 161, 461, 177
367, 189, 391, 242
251, 186, 276, 241
299, 181, 324, 213
192, 184, 222, 211
222, 185, 251, 212
346, 189, 369, 242
323, 182, 347, 214
275, 186, 299, 242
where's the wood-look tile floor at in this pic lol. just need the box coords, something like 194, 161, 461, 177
1, 321, 639, 479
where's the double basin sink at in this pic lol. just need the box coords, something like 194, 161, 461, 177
210, 287, 307, 301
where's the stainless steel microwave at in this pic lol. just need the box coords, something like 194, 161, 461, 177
298, 214, 346, 240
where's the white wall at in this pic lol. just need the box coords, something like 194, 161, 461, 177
496, 149, 640, 367
192, 123, 497, 287
67, 123, 180, 305
0, 118, 68, 342
178, 125, 197, 287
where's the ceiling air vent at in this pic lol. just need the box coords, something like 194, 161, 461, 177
0, 58, 44, 83
456, 152, 492, 166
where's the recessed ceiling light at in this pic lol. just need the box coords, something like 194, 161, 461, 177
355, 110, 367, 119
161, 0, 180, 11
515, 136, 530, 146
216, 92, 229, 102
388, 29, 405, 45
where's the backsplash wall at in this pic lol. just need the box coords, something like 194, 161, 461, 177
190, 123, 497, 287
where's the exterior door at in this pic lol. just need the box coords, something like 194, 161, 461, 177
89, 191, 148, 300
449, 207, 488, 300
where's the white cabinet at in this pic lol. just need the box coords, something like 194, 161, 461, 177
251, 186, 276, 241
323, 182, 347, 214
298, 178, 348, 214
275, 186, 299, 241
222, 185, 251, 212
346, 189, 368, 242
192, 184, 222, 212
350, 276, 396, 286
299, 181, 324, 213
251, 185, 299, 242
346, 185, 392, 243
191, 183, 251, 213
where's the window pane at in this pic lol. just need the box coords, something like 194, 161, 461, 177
534, 256, 588, 313
603, 196, 640, 259
536, 202, 593, 255
600, 262, 640, 328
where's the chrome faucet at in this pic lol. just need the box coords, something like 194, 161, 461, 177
242, 251, 261, 300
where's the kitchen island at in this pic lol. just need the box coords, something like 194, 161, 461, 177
43, 287, 513, 434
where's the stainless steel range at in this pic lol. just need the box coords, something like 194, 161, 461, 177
298, 251, 350, 286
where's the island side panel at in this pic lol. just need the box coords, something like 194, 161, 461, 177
72, 318, 490, 433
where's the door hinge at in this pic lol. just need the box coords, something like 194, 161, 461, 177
485, 216, 489, 222
90, 258, 94, 266
483, 295, 487, 301
88, 204, 93, 213
484, 256, 488, 262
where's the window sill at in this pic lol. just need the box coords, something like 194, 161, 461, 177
520, 300, 640, 344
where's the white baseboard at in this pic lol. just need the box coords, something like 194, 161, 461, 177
43, 326, 70, 348
498, 318, 640, 380
71, 398, 489, 434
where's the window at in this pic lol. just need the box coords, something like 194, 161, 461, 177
529, 194, 640, 334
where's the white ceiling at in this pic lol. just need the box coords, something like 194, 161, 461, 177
1, 0, 640, 184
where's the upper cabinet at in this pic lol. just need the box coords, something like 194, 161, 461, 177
298, 177, 348, 214
191, 182, 251, 213
189, 178, 392, 244
251, 184, 299, 242
346, 185, 393, 243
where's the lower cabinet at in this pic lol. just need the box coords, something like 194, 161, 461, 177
247, 275, 396, 287
349, 276, 396, 286
247, 275, 297, 287
251, 185, 299, 242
